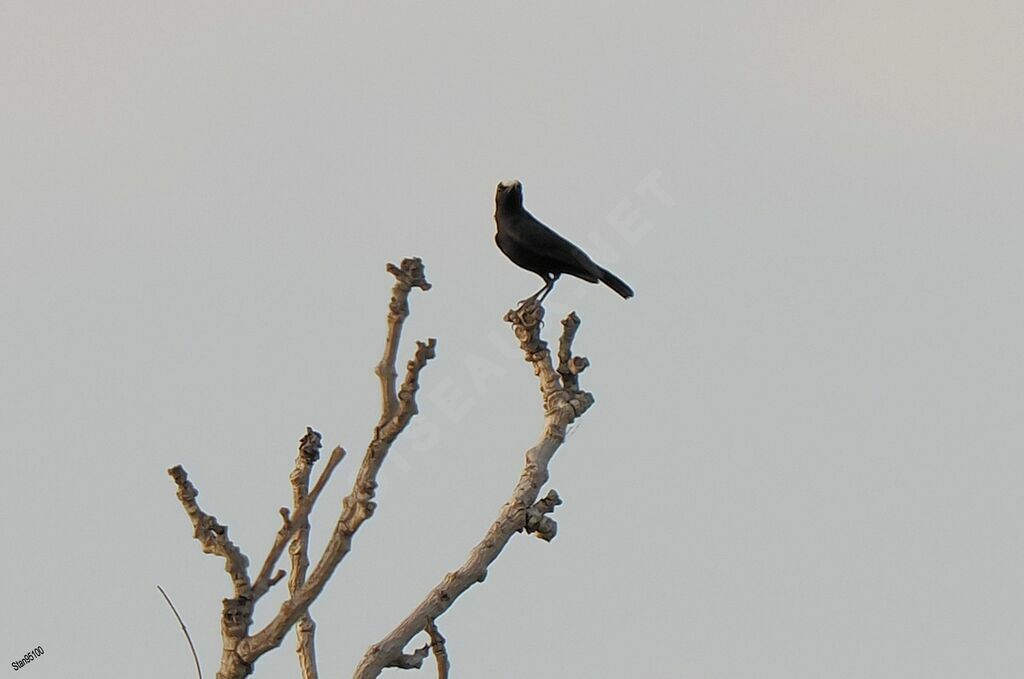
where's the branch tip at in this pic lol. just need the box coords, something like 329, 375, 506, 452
299, 427, 323, 463
387, 257, 432, 291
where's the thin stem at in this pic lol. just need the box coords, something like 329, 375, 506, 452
157, 585, 203, 679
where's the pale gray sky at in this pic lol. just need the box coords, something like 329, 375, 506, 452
2, 3, 1022, 678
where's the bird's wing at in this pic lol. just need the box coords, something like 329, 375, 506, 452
507, 212, 602, 281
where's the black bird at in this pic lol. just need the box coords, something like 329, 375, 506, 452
494, 179, 634, 303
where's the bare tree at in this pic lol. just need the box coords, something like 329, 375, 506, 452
168, 258, 596, 678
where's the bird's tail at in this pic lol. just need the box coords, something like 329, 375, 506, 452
599, 267, 634, 299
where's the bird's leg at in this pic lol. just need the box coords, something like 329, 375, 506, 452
536, 274, 559, 303
517, 279, 551, 308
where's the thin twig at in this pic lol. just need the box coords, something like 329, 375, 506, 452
157, 585, 203, 679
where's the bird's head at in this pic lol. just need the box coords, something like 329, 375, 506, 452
495, 179, 523, 213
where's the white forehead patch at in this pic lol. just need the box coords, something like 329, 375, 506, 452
498, 179, 520, 189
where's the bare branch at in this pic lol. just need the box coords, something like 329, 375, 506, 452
168, 465, 256, 678
354, 300, 592, 678
376, 257, 432, 425
168, 465, 252, 597
293, 614, 318, 679
252, 432, 345, 601
286, 430, 326, 679
556, 311, 589, 391
236, 261, 435, 664
169, 259, 434, 679
508, 301, 594, 419
425, 619, 450, 679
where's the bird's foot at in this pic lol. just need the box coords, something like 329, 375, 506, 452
506, 296, 546, 332
515, 294, 541, 311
